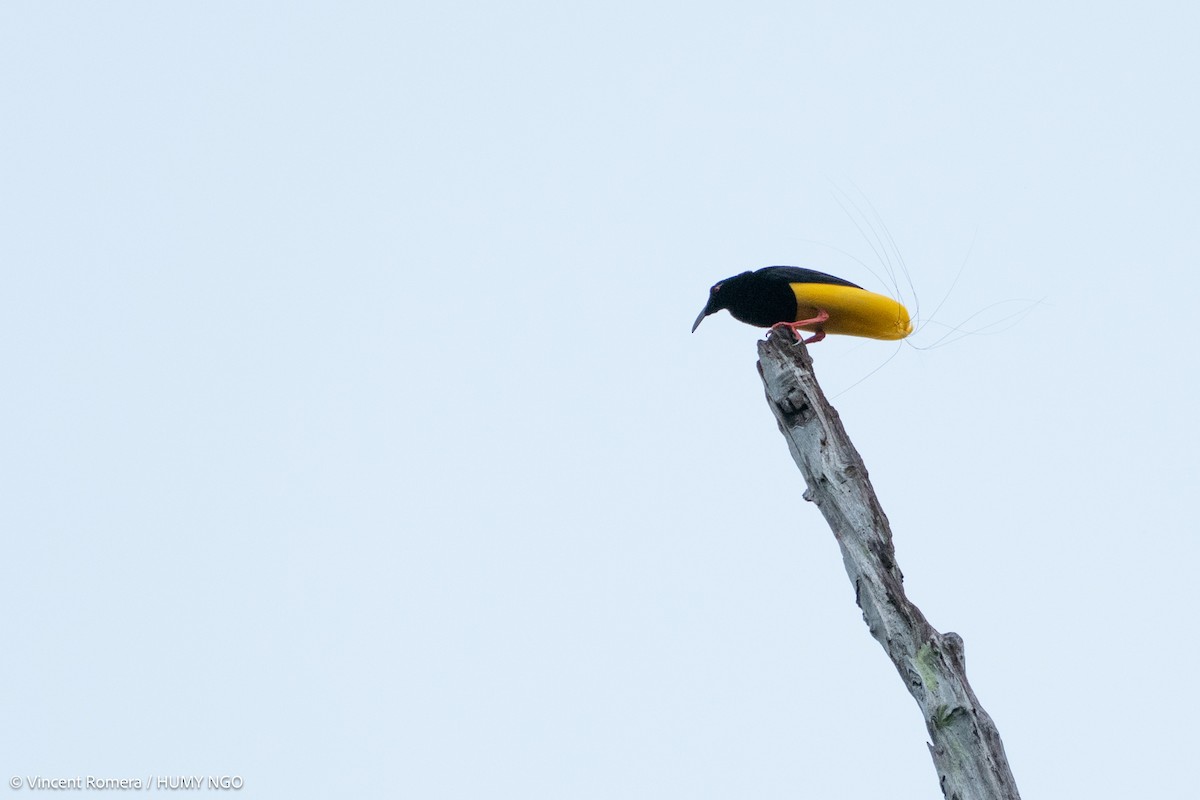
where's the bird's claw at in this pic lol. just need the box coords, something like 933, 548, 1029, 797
769, 310, 829, 345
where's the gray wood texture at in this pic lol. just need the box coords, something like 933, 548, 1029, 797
756, 332, 1021, 800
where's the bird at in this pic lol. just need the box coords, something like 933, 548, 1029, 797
691, 266, 913, 344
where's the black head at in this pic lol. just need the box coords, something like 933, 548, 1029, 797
692, 271, 794, 331
691, 272, 753, 332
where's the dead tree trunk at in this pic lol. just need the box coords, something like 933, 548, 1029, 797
756, 332, 1021, 800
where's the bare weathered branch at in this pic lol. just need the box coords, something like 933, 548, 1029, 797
757, 332, 1020, 800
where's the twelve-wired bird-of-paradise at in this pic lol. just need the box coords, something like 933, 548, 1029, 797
692, 266, 913, 344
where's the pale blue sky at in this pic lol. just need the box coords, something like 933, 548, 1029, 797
3, 3, 1198, 798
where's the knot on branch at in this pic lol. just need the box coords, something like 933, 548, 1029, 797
775, 389, 815, 424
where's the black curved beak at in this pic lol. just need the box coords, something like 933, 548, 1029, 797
691, 304, 711, 333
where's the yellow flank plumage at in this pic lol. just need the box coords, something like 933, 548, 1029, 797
789, 283, 912, 341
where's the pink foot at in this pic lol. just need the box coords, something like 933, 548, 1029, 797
770, 309, 829, 344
